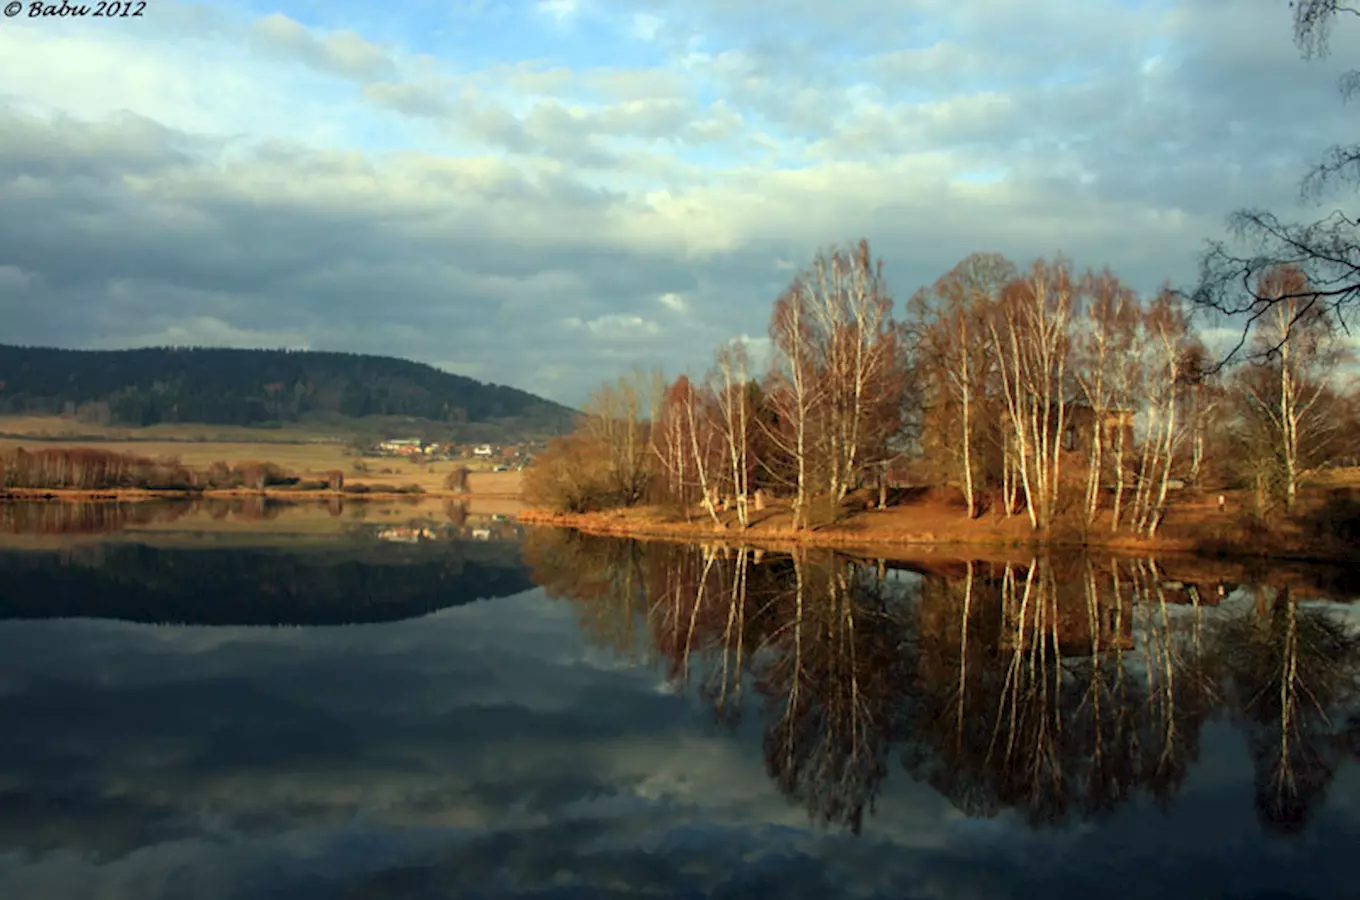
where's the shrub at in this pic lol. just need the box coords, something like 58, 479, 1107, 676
205, 460, 243, 489
231, 460, 294, 490
343, 482, 423, 495
1305, 488, 1360, 548
523, 434, 617, 512
444, 466, 470, 492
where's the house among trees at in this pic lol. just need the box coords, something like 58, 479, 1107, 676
472, 444, 495, 458
920, 402, 1136, 464
378, 438, 425, 456
1060, 404, 1136, 454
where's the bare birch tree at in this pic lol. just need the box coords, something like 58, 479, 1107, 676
988, 258, 1075, 531
653, 374, 723, 524
1105, 294, 1145, 531
1242, 266, 1350, 511
1129, 288, 1190, 538
803, 240, 903, 505
768, 270, 825, 529
911, 253, 1016, 518
1074, 268, 1137, 526
655, 376, 697, 515
711, 340, 754, 527
1181, 337, 1225, 486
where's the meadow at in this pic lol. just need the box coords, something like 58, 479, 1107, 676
0, 416, 524, 497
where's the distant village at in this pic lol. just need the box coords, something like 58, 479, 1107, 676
365, 437, 541, 471
374, 514, 522, 545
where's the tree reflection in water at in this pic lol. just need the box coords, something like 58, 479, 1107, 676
901, 555, 1224, 827
1217, 585, 1360, 833
522, 528, 1360, 836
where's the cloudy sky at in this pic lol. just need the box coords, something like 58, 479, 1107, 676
0, 0, 1354, 406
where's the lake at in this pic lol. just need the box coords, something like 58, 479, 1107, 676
1, 501, 1358, 899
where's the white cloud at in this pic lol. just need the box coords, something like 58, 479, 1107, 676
658, 291, 689, 313
585, 314, 663, 338
250, 12, 395, 80
630, 13, 664, 41
538, 0, 580, 24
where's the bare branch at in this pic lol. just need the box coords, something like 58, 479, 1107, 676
1293, 1, 1360, 55
1190, 4, 1360, 367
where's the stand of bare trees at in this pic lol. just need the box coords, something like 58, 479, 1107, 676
526, 239, 1360, 540
1, 447, 199, 491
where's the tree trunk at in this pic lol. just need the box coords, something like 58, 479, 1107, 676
961, 374, 975, 518
1084, 422, 1103, 526
1110, 422, 1127, 532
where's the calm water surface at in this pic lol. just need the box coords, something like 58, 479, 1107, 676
1, 501, 1359, 899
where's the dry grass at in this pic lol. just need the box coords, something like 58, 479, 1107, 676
1306, 466, 1360, 488
0, 435, 524, 497
521, 476, 1360, 564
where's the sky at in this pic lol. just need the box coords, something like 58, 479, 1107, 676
0, 0, 1355, 407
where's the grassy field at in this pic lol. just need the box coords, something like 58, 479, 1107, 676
0, 432, 524, 497
0, 413, 561, 445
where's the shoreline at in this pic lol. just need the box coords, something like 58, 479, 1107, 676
2, 490, 1352, 567
0, 488, 524, 502
517, 507, 1358, 567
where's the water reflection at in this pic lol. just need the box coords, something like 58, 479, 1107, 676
0, 534, 533, 626
1222, 587, 1360, 833
524, 529, 1360, 838
0, 497, 525, 542
0, 499, 197, 534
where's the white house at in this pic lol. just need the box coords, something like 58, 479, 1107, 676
473, 444, 494, 457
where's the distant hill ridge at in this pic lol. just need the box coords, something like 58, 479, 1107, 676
0, 345, 575, 431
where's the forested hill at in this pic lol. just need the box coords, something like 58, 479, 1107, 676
0, 345, 575, 430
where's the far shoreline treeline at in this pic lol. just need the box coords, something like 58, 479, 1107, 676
0, 445, 433, 498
